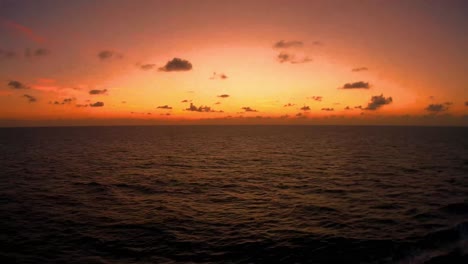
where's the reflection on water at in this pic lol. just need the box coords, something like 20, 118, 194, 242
1, 126, 467, 263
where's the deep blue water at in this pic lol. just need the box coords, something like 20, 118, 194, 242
1, 126, 467, 263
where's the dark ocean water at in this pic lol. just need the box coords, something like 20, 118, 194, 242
1, 126, 467, 264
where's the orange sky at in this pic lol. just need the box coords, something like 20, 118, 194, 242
0, 0, 467, 126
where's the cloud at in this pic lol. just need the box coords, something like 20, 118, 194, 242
76, 104, 88, 107
284, 103, 295, 107
364, 94, 393, 110
300, 106, 311, 111
217, 94, 230, 98
157, 105, 172, 109
351, 67, 368, 72
425, 102, 451, 113
312, 41, 323, 46
273, 40, 303, 49
345, 106, 351, 110
214, 102, 221, 105
342, 81, 370, 89
3, 20, 46, 43
7, 80, 28, 89
309, 96, 322, 101
98, 50, 122, 60
0, 49, 16, 59
181, 99, 191, 103
22, 94, 37, 103
90, 102, 104, 107
89, 89, 107, 95
321, 108, 334, 111
50, 98, 75, 105
25, 48, 50, 58
241, 107, 258, 112
277, 52, 312, 64
465, 101, 468, 106
186, 103, 218, 112
210, 72, 228, 80
355, 105, 363, 109
159, 58, 192, 72
139, 64, 155, 70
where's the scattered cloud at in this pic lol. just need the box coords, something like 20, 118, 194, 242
139, 64, 155, 70
342, 81, 370, 89
277, 52, 311, 64
351, 67, 368, 72
364, 94, 393, 110
425, 102, 451, 113
22, 94, 37, 103
186, 103, 219, 112
25, 48, 49, 58
217, 94, 230, 98
210, 72, 228, 80
98, 50, 122, 60
241, 106, 258, 112
157, 105, 172, 109
89, 89, 107, 95
7, 80, 28, 89
321, 108, 334, 111
309, 96, 323, 101
0, 49, 16, 59
284, 103, 295, 107
90, 102, 104, 107
50, 98, 75, 105
300, 106, 311, 111
273, 40, 304, 49
159, 58, 192, 72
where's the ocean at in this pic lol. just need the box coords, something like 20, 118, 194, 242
1, 126, 467, 263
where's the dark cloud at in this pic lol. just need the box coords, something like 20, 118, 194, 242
365, 94, 393, 110
210, 72, 228, 80
321, 108, 334, 111
277, 52, 311, 64
425, 102, 451, 113
0, 49, 16, 59
98, 50, 122, 60
465, 101, 468, 106
309, 96, 322, 101
300, 106, 311, 111
284, 103, 295, 107
157, 105, 172, 109
273, 40, 304, 49
181, 99, 191, 103
351, 67, 368, 72
342, 81, 370, 89
241, 107, 258, 112
140, 64, 155, 70
50, 98, 75, 105
186, 103, 218, 112
355, 105, 363, 109
76, 104, 88, 107
7, 80, 28, 89
25, 48, 49, 57
90, 102, 104, 107
217, 94, 229, 98
345, 106, 351, 110
159, 58, 192, 72
22, 94, 37, 103
89, 89, 107, 95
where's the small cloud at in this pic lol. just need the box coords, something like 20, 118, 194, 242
157, 105, 172, 110
98, 50, 122, 60
351, 67, 368, 72
344, 106, 351, 110
25, 48, 50, 58
284, 103, 295, 107
309, 96, 322, 101
139, 64, 156, 70
121, 101, 126, 104
277, 52, 312, 64
354, 105, 363, 109
210, 72, 228, 80
90, 102, 104, 107
181, 99, 191, 103
364, 94, 393, 110
159, 58, 192, 72
186, 103, 218, 112
342, 81, 370, 89
241, 107, 258, 112
89, 89, 107, 95
425, 102, 451, 113
0, 49, 16, 59
7, 80, 28, 89
22, 94, 37, 103
273, 40, 303, 49
76, 104, 88, 107
300, 105, 311, 111
217, 94, 230, 98
465, 101, 468, 106
321, 108, 334, 111
214, 102, 221, 105
312, 41, 323, 46
50, 98, 75, 105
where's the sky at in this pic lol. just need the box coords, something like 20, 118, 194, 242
0, 0, 467, 126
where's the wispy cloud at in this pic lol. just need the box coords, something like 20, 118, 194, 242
321, 108, 334, 111
284, 103, 295, 107
277, 52, 311, 64
139, 64, 156, 70
186, 103, 219, 112
3, 20, 46, 43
